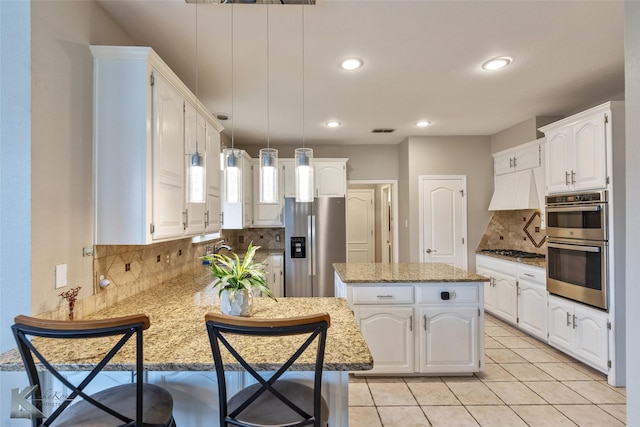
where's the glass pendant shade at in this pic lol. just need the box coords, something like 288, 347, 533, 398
224, 148, 242, 203
295, 147, 314, 202
259, 148, 278, 203
187, 151, 206, 203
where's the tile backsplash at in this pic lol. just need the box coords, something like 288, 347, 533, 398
477, 209, 547, 255
38, 229, 285, 321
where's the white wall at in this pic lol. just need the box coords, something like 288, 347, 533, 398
625, 1, 640, 423
403, 136, 493, 268
0, 0, 31, 353
30, 1, 133, 314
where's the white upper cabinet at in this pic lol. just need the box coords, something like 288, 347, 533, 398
221, 150, 252, 229
494, 141, 541, 176
541, 103, 614, 194
91, 46, 223, 244
315, 160, 347, 197
252, 159, 284, 227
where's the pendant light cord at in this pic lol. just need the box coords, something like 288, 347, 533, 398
267, 4, 270, 150
195, 0, 199, 154
231, 5, 235, 151
301, 5, 305, 149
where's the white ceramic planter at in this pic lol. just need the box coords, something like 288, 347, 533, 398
220, 289, 253, 316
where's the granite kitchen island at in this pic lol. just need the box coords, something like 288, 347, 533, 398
0, 268, 372, 426
334, 262, 488, 375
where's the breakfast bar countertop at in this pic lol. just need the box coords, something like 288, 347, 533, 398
0, 268, 373, 373
333, 262, 488, 284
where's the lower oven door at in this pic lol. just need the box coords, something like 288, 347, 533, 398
547, 238, 608, 310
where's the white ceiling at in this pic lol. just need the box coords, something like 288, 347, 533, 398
96, 0, 625, 146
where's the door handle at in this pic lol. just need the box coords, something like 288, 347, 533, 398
426, 249, 437, 254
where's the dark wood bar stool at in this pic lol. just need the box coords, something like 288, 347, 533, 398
12, 314, 176, 427
205, 312, 330, 427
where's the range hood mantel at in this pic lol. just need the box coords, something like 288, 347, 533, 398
488, 169, 540, 211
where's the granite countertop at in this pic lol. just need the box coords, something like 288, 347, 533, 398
333, 263, 488, 284
0, 268, 372, 373
475, 252, 547, 269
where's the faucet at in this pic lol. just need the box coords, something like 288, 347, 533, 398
214, 240, 232, 254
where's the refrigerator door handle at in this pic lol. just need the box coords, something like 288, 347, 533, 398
309, 214, 316, 276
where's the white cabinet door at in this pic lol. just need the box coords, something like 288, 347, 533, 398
152, 72, 187, 241
545, 129, 573, 194
515, 144, 541, 170
547, 296, 574, 353
493, 271, 518, 325
252, 160, 284, 227
494, 152, 515, 176
355, 306, 414, 374
265, 254, 284, 298
573, 114, 607, 191
574, 305, 609, 372
517, 280, 547, 341
418, 306, 479, 373
477, 267, 496, 313
315, 161, 346, 197
183, 102, 207, 236
205, 123, 221, 234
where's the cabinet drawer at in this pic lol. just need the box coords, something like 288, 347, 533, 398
416, 285, 479, 304
518, 265, 546, 285
351, 285, 414, 305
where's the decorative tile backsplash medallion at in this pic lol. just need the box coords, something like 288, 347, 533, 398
38, 229, 285, 321
477, 209, 546, 255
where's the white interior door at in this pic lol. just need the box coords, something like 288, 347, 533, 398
380, 185, 393, 263
347, 189, 375, 262
419, 176, 467, 268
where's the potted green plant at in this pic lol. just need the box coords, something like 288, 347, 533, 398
203, 242, 276, 316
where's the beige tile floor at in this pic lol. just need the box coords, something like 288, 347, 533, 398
348, 313, 626, 426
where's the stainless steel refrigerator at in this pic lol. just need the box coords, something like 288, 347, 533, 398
284, 197, 346, 297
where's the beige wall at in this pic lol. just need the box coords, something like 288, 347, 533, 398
625, 1, 640, 423
30, 1, 133, 314
490, 116, 562, 153
403, 136, 494, 269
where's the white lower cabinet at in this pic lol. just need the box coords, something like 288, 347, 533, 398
476, 257, 518, 325
354, 306, 414, 374
418, 306, 479, 373
547, 295, 609, 372
343, 279, 484, 375
264, 254, 284, 298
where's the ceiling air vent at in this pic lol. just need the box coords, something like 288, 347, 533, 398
371, 128, 396, 133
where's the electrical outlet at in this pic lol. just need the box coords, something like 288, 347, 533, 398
82, 246, 94, 257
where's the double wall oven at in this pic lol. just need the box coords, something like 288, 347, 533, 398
545, 191, 608, 310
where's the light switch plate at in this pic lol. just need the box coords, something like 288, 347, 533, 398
55, 264, 67, 289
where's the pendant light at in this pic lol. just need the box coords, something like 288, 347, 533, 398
187, 0, 206, 204
295, 5, 314, 203
259, 4, 278, 203
224, 5, 242, 204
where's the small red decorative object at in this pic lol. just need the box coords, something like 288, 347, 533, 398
59, 286, 82, 320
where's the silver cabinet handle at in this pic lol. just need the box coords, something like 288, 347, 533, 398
565, 171, 570, 186
566, 312, 571, 327
572, 314, 577, 329
423, 315, 428, 332
510, 158, 514, 168
571, 170, 576, 185
524, 273, 535, 278
376, 295, 394, 299
409, 315, 413, 332
513, 157, 517, 168
183, 209, 188, 230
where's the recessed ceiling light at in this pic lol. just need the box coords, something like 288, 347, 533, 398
325, 121, 341, 128
481, 56, 512, 71
416, 120, 431, 127
340, 58, 363, 70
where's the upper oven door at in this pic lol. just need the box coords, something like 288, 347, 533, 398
545, 202, 607, 241
547, 238, 608, 310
